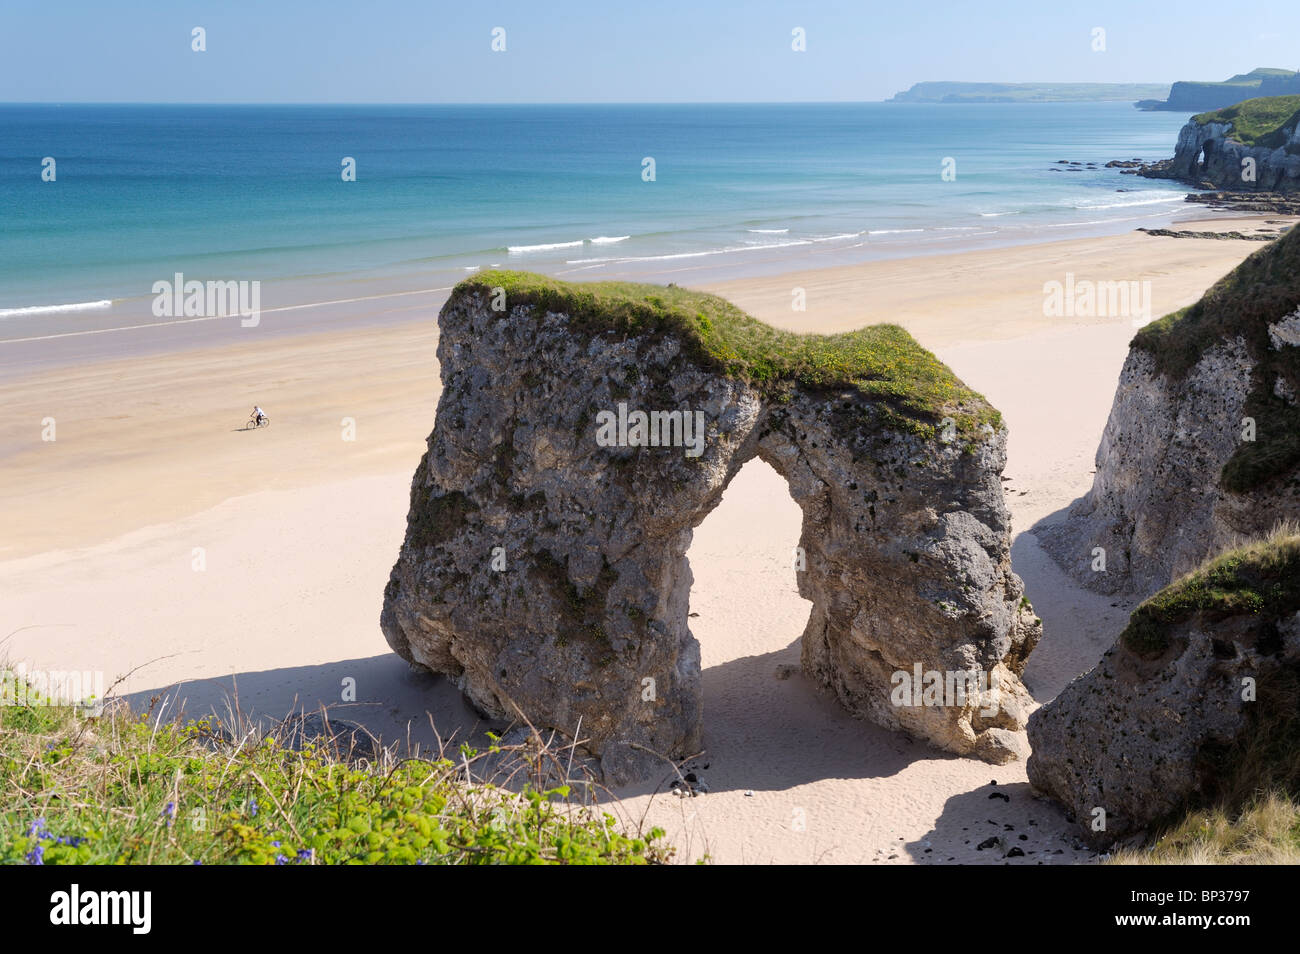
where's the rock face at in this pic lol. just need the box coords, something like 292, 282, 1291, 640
1027, 535, 1300, 847
1038, 229, 1300, 598
1140, 109, 1300, 192
380, 273, 1040, 783
1139, 69, 1300, 112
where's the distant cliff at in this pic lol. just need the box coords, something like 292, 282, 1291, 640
1138, 68, 1300, 111
888, 81, 1168, 104
1139, 95, 1300, 192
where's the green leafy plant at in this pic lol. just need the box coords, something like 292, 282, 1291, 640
0, 694, 668, 866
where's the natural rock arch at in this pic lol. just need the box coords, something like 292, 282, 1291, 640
381, 273, 1040, 783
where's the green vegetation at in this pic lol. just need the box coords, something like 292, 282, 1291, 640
454, 271, 999, 438
1193, 94, 1300, 147
0, 693, 667, 865
1109, 793, 1300, 864
1122, 528, 1300, 657
1131, 227, 1300, 491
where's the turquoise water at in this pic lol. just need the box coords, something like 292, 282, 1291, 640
0, 102, 1194, 318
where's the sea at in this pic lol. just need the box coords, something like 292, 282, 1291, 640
0, 102, 1198, 349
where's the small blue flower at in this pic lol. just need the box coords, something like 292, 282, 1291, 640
163, 802, 176, 827
26, 844, 44, 865
274, 854, 289, 865
248, 799, 259, 818
27, 818, 48, 839
271, 840, 281, 848
296, 849, 313, 863
192, 860, 203, 865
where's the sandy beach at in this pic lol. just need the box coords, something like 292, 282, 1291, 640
0, 218, 1287, 863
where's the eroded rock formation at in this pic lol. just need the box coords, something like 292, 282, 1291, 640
381, 273, 1040, 782
1027, 534, 1300, 847
1139, 103, 1300, 192
1038, 229, 1300, 598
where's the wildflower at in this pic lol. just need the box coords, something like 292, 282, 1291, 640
248, 798, 259, 818
275, 854, 289, 865
296, 849, 313, 864
271, 840, 281, 848
27, 818, 48, 839
26, 844, 44, 866
163, 802, 177, 826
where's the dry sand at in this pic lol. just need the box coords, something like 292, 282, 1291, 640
0, 220, 1285, 863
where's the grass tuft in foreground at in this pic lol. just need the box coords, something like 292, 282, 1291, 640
1109, 792, 1300, 864
452, 271, 1000, 439
0, 693, 668, 865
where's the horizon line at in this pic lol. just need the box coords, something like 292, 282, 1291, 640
0, 97, 1165, 107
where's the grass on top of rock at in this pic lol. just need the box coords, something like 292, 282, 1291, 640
1194, 94, 1300, 148
1122, 526, 1300, 657
1131, 225, 1300, 491
1115, 530, 1300, 863
0, 685, 668, 865
455, 271, 999, 439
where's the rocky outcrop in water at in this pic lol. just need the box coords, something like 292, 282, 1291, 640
1037, 229, 1300, 598
380, 273, 1040, 782
1139, 105, 1300, 193
1137, 227, 1277, 241
1184, 191, 1300, 216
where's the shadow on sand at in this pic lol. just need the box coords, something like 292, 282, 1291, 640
124, 636, 967, 799
906, 780, 1094, 865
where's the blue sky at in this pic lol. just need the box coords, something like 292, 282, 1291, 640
2, 0, 1296, 103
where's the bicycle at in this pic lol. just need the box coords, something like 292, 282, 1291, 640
247, 415, 271, 429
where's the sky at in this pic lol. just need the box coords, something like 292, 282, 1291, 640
1, 0, 1296, 103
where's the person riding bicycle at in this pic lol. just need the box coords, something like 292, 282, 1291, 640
251, 405, 267, 426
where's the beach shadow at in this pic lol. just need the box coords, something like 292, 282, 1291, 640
1012, 503, 1133, 705
614, 637, 967, 800
905, 779, 1094, 865
122, 653, 500, 759
124, 638, 955, 798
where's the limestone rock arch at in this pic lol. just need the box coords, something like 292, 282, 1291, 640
381, 273, 1040, 783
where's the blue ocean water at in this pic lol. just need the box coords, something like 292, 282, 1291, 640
0, 102, 1194, 316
